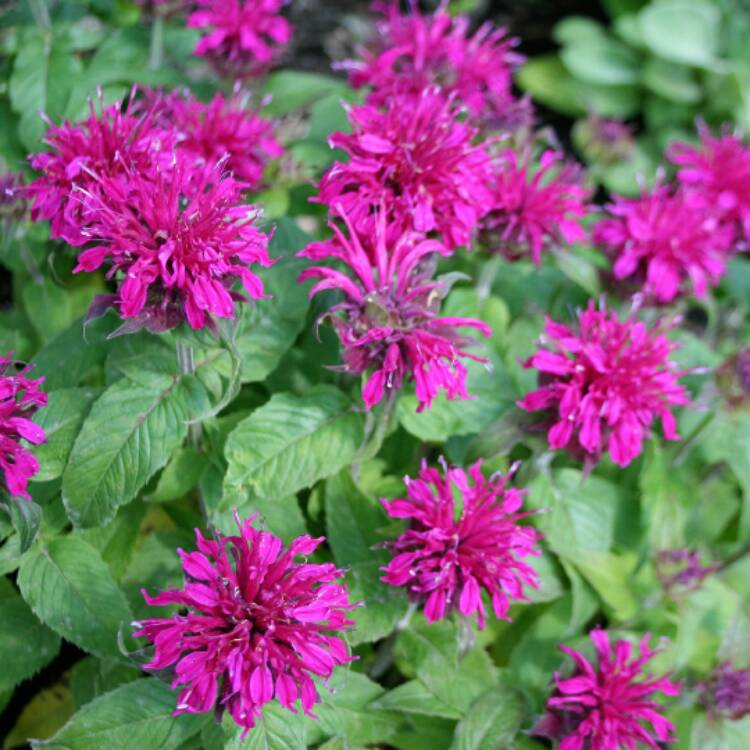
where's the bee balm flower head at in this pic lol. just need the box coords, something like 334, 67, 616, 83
0, 356, 47, 501
134, 514, 357, 735
518, 301, 689, 468
381, 458, 541, 628
316, 88, 495, 251
537, 628, 681, 750
298, 209, 492, 412
593, 185, 735, 303
346, 1, 523, 125
74, 162, 273, 332
188, 0, 293, 79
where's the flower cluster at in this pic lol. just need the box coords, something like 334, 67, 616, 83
74, 163, 273, 332
537, 629, 681, 750
669, 126, 750, 247
134, 514, 357, 734
518, 301, 689, 467
188, 0, 292, 78
381, 459, 541, 627
317, 89, 494, 250
28, 89, 280, 331
299, 211, 490, 411
0, 356, 47, 501
345, 0, 524, 125
165, 91, 283, 191
594, 185, 736, 303
27, 94, 175, 246
482, 149, 590, 265
699, 662, 750, 720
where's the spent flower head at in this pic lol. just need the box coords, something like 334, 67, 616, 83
699, 662, 750, 721
518, 301, 689, 468
536, 628, 681, 750
134, 514, 357, 735
316, 88, 495, 251
381, 458, 541, 628
298, 209, 491, 411
0, 356, 47, 501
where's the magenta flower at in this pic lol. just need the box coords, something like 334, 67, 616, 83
0, 356, 47, 501
537, 629, 681, 750
700, 662, 750, 720
74, 162, 273, 331
669, 126, 750, 246
594, 186, 735, 303
381, 459, 540, 628
134, 514, 356, 734
188, 0, 292, 78
27, 95, 174, 247
518, 301, 689, 468
168, 91, 283, 191
298, 210, 491, 411
483, 149, 590, 265
316, 88, 494, 250
345, 1, 523, 124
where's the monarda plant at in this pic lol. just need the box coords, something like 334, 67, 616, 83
0, 1, 748, 748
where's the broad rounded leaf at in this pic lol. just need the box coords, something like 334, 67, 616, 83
34, 677, 206, 750
61, 371, 211, 528
561, 36, 641, 85
223, 385, 364, 501
639, 0, 720, 67
18, 535, 133, 659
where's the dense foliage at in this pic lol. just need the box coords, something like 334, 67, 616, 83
0, 1, 749, 749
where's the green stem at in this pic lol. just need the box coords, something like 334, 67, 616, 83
177, 341, 208, 521
672, 410, 716, 466
476, 254, 502, 302
148, 14, 165, 71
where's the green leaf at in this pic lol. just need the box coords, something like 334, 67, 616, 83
146, 447, 208, 503
324, 471, 408, 644
642, 57, 702, 103
33, 388, 101, 482
560, 36, 641, 85
69, 657, 140, 710
9, 27, 83, 150
449, 685, 525, 750
22, 279, 74, 343
7, 679, 75, 749
315, 670, 401, 746
61, 369, 211, 528
223, 704, 310, 750
553, 246, 603, 297
33, 315, 114, 391
639, 0, 720, 67
398, 355, 515, 443
18, 535, 133, 659
398, 620, 497, 713
572, 550, 639, 621
236, 251, 310, 384
261, 71, 350, 116
553, 16, 606, 45
223, 385, 364, 501
212, 494, 307, 544
0, 577, 60, 692
371, 680, 462, 720
1, 495, 42, 553
34, 678, 207, 750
